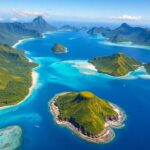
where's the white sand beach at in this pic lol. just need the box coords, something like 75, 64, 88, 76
65, 60, 98, 75
0, 37, 40, 110
0, 71, 38, 110
73, 61, 150, 80
12, 38, 35, 48
99, 41, 150, 50
73, 61, 97, 71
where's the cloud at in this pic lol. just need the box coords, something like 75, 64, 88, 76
110, 14, 142, 21
12, 9, 49, 17
10, 17, 18, 21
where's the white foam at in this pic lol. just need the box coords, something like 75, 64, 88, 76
99, 41, 150, 50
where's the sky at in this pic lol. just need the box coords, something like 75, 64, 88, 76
0, 0, 150, 25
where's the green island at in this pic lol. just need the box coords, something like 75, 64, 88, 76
0, 44, 38, 107
50, 91, 125, 143
51, 43, 68, 54
88, 23, 150, 46
89, 53, 150, 77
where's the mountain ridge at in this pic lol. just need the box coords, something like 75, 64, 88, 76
88, 23, 150, 46
0, 16, 56, 46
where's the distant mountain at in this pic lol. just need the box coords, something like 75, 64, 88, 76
0, 22, 41, 46
59, 25, 78, 31
87, 27, 110, 35
89, 53, 142, 76
24, 16, 56, 33
88, 23, 150, 46
0, 16, 56, 46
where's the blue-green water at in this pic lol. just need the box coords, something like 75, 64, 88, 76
1, 31, 150, 150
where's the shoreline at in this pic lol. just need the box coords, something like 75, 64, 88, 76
54, 49, 68, 54
0, 71, 38, 110
99, 41, 150, 50
49, 92, 125, 144
12, 30, 53, 49
0, 37, 39, 110
12, 37, 35, 49
65, 60, 97, 75
67, 60, 148, 78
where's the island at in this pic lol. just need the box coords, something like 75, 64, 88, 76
0, 44, 38, 107
50, 91, 125, 143
88, 23, 150, 46
88, 53, 144, 77
51, 43, 68, 54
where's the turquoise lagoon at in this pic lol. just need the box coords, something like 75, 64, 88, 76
0, 31, 150, 150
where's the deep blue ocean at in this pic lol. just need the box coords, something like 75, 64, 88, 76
1, 31, 150, 150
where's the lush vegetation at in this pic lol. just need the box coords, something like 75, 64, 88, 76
52, 43, 67, 53
89, 53, 142, 76
0, 44, 37, 106
88, 23, 150, 46
55, 91, 117, 136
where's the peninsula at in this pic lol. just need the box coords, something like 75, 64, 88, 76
0, 44, 38, 107
51, 43, 68, 54
50, 91, 125, 143
88, 53, 147, 77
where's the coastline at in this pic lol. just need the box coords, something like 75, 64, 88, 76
73, 60, 97, 71
67, 60, 148, 78
49, 92, 125, 144
99, 41, 150, 50
12, 30, 54, 49
12, 38, 35, 49
0, 37, 39, 110
65, 60, 97, 75
54, 49, 68, 54
0, 71, 38, 110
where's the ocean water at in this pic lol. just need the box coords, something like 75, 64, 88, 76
1, 31, 150, 150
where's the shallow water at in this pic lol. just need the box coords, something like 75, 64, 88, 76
1, 31, 150, 150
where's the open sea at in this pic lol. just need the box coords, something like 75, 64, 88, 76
0, 31, 150, 150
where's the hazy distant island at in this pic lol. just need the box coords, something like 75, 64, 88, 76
59, 25, 78, 31
89, 52, 150, 77
50, 91, 125, 143
0, 44, 38, 107
51, 43, 68, 54
88, 23, 150, 46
